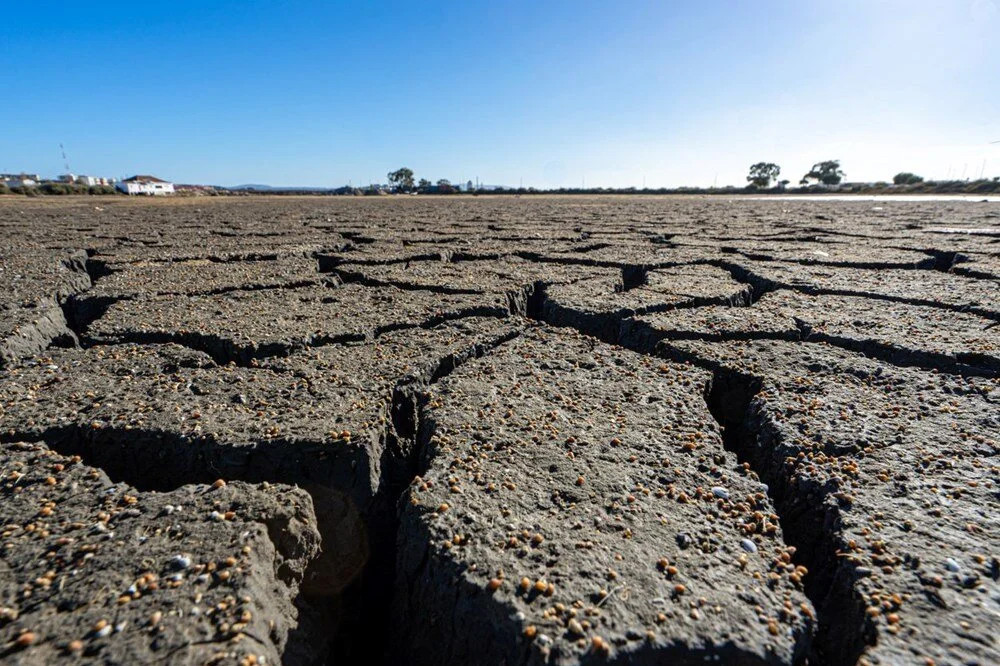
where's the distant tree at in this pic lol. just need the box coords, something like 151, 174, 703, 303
800, 160, 845, 186
893, 172, 924, 185
436, 179, 451, 187
417, 178, 431, 189
747, 162, 781, 188
387, 167, 415, 192
778, 179, 790, 190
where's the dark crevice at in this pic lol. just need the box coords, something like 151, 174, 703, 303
723, 248, 937, 271
698, 366, 874, 666
316, 251, 444, 271
800, 287, 1000, 322
525, 282, 988, 665
339, 231, 377, 245
515, 249, 663, 271
713, 261, 1000, 322
61, 294, 126, 339
324, 326, 524, 665
449, 250, 504, 263
76, 306, 512, 368
919, 249, 968, 272
81, 329, 332, 367
97, 250, 320, 267
952, 265, 1000, 280
525, 281, 548, 320
162, 277, 334, 298
563, 241, 614, 252
372, 307, 513, 339
2, 324, 523, 666
329, 267, 483, 295
80, 256, 115, 283
0, 252, 109, 363
709, 260, 779, 305
621, 264, 650, 290
805, 331, 999, 378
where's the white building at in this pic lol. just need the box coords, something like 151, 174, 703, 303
1, 173, 39, 187
58, 174, 115, 186
116, 175, 175, 196
76, 175, 112, 186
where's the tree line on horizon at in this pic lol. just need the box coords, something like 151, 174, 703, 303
745, 160, 926, 189
382, 161, 997, 195
3, 163, 998, 197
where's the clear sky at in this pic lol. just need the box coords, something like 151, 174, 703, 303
2, 1, 998, 188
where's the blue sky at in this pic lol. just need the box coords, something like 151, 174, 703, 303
2, 1, 998, 187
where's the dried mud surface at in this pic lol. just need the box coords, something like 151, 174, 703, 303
0, 196, 997, 665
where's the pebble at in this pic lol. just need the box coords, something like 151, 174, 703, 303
945, 558, 960, 573
740, 539, 758, 553
171, 555, 192, 570
711, 487, 729, 500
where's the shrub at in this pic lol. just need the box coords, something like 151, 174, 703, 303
893, 172, 924, 185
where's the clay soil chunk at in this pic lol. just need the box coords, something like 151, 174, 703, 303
80, 282, 517, 363
333, 256, 622, 294
0, 249, 92, 368
543, 264, 752, 341
0, 440, 321, 665
396, 326, 814, 665
625, 290, 1000, 375
0, 318, 522, 517
659, 338, 1000, 666
87, 255, 327, 299
734, 259, 1000, 319
717, 241, 937, 268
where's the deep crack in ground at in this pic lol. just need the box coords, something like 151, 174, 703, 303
1, 196, 997, 666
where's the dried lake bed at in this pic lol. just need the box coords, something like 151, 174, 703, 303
0, 195, 997, 665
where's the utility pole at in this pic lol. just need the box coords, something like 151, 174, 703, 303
59, 143, 71, 175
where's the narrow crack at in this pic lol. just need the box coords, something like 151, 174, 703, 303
305, 326, 524, 665
3, 323, 524, 665
721, 248, 937, 271
713, 261, 1000, 323
523, 280, 994, 665
329, 268, 483, 295
919, 249, 968, 272
0, 251, 104, 368
800, 287, 1000, 322
74, 306, 513, 368
621, 264, 650, 290
709, 260, 779, 305
696, 364, 874, 666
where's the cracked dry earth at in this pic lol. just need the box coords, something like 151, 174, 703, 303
0, 196, 997, 666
